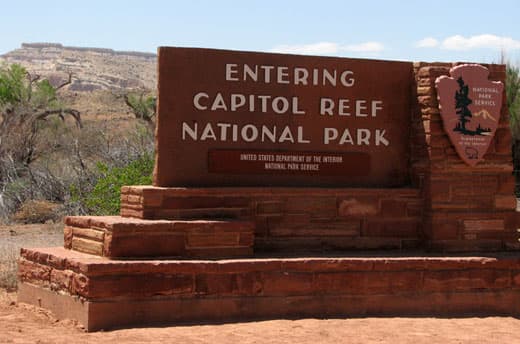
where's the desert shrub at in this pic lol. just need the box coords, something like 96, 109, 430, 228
507, 63, 520, 196
12, 200, 60, 224
66, 121, 154, 216
82, 153, 154, 215
0, 111, 155, 221
0, 64, 80, 169
507, 63, 520, 138
0, 118, 83, 220
123, 90, 156, 128
0, 63, 81, 220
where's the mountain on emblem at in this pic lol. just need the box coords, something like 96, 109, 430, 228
435, 64, 503, 166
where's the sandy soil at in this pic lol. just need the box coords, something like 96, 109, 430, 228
1, 289, 520, 344
1, 224, 520, 343
0, 223, 64, 252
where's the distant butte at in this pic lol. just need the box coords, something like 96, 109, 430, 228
0, 42, 157, 92
20, 42, 157, 59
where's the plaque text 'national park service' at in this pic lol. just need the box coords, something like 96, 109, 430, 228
436, 64, 504, 166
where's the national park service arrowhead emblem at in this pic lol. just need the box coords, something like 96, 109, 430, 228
435, 64, 503, 166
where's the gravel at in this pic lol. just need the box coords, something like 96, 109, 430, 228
0, 223, 64, 254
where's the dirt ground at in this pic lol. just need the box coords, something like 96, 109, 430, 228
2, 224, 520, 343
1, 289, 520, 344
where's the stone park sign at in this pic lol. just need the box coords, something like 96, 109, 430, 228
16, 48, 520, 331
436, 64, 503, 166
155, 48, 413, 187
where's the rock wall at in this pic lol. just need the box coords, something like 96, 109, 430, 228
120, 186, 424, 252
412, 62, 519, 251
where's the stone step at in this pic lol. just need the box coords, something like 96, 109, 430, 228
18, 247, 520, 331
64, 215, 254, 259
117, 185, 432, 252
119, 185, 423, 221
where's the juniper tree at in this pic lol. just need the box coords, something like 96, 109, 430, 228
0, 63, 81, 210
123, 91, 156, 129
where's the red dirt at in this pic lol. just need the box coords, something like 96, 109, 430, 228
1, 289, 520, 344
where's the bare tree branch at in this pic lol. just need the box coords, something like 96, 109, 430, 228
56, 73, 73, 90
123, 92, 156, 129
123, 93, 132, 109
33, 109, 82, 128
27, 72, 40, 84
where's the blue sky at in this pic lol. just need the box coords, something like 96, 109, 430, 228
1, 0, 519, 63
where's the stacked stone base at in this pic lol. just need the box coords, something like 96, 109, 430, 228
16, 61, 520, 331
63, 216, 254, 258
17, 186, 520, 330
120, 186, 426, 252
18, 247, 520, 331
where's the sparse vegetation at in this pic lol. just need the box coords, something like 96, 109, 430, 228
12, 200, 60, 224
507, 63, 520, 196
0, 63, 81, 220
0, 247, 17, 290
82, 153, 153, 215
124, 91, 156, 128
0, 63, 155, 223
507, 63, 520, 138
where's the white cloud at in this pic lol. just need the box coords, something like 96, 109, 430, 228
270, 41, 384, 56
270, 42, 340, 55
344, 41, 384, 53
440, 34, 520, 51
416, 37, 439, 48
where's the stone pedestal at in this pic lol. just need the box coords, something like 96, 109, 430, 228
120, 186, 424, 252
18, 247, 520, 331
16, 56, 520, 331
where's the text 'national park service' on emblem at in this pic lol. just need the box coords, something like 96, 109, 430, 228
435, 64, 503, 166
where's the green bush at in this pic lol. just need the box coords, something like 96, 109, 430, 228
507, 63, 520, 138
84, 154, 154, 215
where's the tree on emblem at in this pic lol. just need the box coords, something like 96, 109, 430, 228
454, 76, 473, 134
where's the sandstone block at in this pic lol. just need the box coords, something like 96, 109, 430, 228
423, 269, 511, 292
416, 86, 432, 96
338, 198, 379, 217
255, 201, 285, 215
464, 220, 505, 232
495, 195, 517, 210
64, 216, 254, 259
417, 66, 450, 78
380, 200, 408, 217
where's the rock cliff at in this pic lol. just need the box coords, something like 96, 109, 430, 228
0, 43, 156, 91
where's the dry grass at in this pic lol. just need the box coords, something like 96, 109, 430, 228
0, 247, 18, 291
13, 200, 60, 224
0, 223, 64, 291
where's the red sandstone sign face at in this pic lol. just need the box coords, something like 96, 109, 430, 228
435, 64, 503, 166
155, 47, 413, 187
